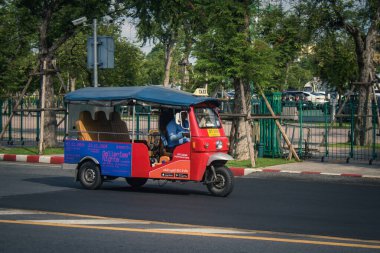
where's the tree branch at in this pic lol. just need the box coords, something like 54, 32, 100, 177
48, 28, 76, 56
366, 2, 380, 46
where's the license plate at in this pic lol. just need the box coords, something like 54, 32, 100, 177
207, 129, 220, 137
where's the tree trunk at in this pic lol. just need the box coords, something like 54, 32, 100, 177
355, 84, 372, 146
348, 4, 379, 146
354, 40, 375, 146
41, 58, 58, 148
284, 62, 290, 89
163, 40, 175, 87
230, 78, 252, 160
228, 0, 256, 162
39, 10, 57, 148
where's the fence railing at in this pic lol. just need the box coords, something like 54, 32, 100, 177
219, 93, 379, 163
1, 94, 379, 163
0, 97, 66, 146
260, 97, 380, 163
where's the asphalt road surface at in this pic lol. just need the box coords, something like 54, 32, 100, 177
0, 161, 379, 253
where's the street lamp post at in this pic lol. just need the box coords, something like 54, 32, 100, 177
93, 18, 98, 87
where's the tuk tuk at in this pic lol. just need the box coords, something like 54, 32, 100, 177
63, 86, 234, 197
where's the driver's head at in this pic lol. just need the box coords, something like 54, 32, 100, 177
181, 111, 188, 120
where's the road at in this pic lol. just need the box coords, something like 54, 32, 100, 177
0, 162, 379, 252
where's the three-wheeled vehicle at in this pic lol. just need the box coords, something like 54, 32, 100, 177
63, 86, 234, 197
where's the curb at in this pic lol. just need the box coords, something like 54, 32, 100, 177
1, 155, 379, 179
229, 167, 380, 179
0, 154, 64, 164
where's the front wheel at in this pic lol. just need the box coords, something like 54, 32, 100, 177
78, 161, 103, 190
126, 178, 148, 188
206, 166, 234, 197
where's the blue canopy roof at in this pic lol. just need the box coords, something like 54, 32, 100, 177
64, 86, 219, 107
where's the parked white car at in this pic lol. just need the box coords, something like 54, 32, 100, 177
282, 91, 327, 108
309, 92, 328, 105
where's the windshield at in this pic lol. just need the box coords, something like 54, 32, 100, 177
194, 108, 221, 128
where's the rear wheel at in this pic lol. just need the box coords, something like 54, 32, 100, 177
206, 166, 234, 197
126, 178, 148, 188
78, 161, 103, 190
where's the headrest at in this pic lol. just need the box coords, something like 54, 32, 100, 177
95, 111, 108, 121
110, 112, 121, 121
79, 111, 92, 121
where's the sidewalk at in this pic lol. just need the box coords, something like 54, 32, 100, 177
230, 159, 380, 179
1, 153, 380, 179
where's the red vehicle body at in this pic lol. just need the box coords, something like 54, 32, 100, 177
64, 86, 234, 197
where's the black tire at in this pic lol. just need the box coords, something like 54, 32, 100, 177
78, 161, 103, 190
126, 178, 148, 188
206, 166, 234, 197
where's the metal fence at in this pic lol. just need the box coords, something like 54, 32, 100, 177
1, 94, 379, 163
250, 93, 380, 163
0, 96, 66, 146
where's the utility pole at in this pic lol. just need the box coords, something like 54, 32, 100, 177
39, 60, 47, 154
93, 18, 98, 87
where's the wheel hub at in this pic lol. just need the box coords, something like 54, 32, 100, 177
84, 168, 96, 183
213, 174, 226, 189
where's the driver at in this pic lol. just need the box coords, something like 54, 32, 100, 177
166, 111, 190, 149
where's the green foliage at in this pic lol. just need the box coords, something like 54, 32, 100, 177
0, 2, 37, 95
286, 59, 314, 90
298, 0, 379, 83
0, 0, 375, 98
127, 0, 200, 45
14, 0, 115, 54
142, 45, 165, 85
193, 1, 278, 90
256, 6, 310, 87
101, 38, 147, 86
314, 32, 358, 92
58, 24, 149, 88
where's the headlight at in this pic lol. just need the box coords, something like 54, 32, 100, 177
216, 140, 223, 150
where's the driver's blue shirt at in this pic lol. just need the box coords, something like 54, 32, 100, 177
166, 119, 189, 148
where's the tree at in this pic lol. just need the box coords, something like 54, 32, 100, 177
126, 0, 200, 87
58, 24, 148, 89
13, 0, 125, 148
256, 5, 310, 89
299, 0, 380, 145
314, 32, 358, 95
142, 45, 165, 85
194, 1, 277, 162
0, 2, 37, 96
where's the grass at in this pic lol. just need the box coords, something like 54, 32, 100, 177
328, 143, 380, 149
0, 147, 64, 155
227, 157, 296, 168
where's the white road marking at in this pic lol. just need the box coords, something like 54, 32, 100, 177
23, 219, 149, 225
156, 228, 249, 234
0, 210, 41, 215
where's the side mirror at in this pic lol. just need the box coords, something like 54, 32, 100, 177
177, 111, 189, 130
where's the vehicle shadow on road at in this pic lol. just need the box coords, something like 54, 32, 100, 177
23, 177, 211, 196
101, 183, 211, 196
23, 177, 81, 189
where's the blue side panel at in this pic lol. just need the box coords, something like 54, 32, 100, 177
64, 140, 132, 177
